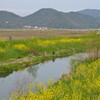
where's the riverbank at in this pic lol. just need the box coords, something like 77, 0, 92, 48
10, 58, 100, 100
0, 37, 86, 74
0, 30, 99, 74
0, 50, 74, 74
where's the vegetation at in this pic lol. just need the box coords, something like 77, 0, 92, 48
9, 58, 100, 100
0, 30, 100, 99
0, 35, 86, 73
0, 30, 100, 74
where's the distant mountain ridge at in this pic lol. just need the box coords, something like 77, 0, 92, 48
77, 9, 100, 18
0, 8, 100, 29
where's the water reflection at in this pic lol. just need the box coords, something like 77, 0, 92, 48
52, 58, 56, 62
0, 72, 13, 78
27, 65, 39, 79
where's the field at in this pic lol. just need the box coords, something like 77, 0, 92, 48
0, 29, 100, 100
0, 29, 93, 74
0, 29, 90, 39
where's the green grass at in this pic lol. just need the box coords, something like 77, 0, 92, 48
0, 30, 100, 73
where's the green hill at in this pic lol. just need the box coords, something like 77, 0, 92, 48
0, 11, 23, 28
0, 8, 100, 29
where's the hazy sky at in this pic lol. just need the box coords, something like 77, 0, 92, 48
0, 0, 100, 16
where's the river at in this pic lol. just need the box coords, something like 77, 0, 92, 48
0, 53, 88, 99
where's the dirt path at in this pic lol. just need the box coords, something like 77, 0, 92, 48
0, 56, 35, 66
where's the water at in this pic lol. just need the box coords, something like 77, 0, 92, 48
0, 53, 88, 99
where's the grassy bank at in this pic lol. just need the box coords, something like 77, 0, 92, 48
0, 30, 100, 74
0, 37, 85, 74
9, 58, 100, 100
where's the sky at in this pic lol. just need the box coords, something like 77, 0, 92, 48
0, 0, 100, 16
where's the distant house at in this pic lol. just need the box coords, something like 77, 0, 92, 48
24, 26, 32, 29
5, 21, 9, 24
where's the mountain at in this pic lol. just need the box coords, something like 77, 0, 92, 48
24, 8, 76, 28
0, 8, 100, 29
77, 9, 100, 18
0, 11, 23, 28
65, 12, 100, 28
24, 8, 100, 29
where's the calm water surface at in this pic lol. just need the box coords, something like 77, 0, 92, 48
0, 53, 88, 99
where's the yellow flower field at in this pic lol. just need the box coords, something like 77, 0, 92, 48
13, 44, 28, 51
